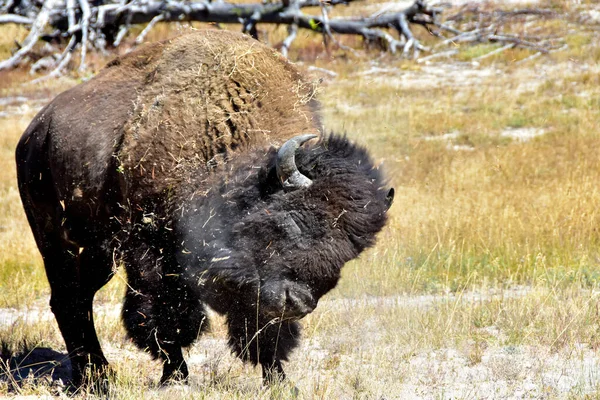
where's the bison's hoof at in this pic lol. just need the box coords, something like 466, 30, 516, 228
262, 373, 299, 398
160, 362, 189, 386
69, 364, 112, 395
265, 383, 300, 398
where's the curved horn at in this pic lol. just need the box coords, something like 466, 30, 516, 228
276, 134, 318, 190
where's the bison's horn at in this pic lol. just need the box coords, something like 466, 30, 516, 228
276, 134, 318, 190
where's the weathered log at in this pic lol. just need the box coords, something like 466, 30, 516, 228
0, 0, 441, 73
0, 0, 565, 75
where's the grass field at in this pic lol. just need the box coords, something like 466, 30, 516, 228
1, 0, 600, 398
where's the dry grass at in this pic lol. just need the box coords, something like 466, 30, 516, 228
1, 0, 600, 397
3, 286, 600, 398
322, 54, 600, 295
0, 117, 47, 308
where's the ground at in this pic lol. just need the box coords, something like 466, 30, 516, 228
1, 0, 600, 398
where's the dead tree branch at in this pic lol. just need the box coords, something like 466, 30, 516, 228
0, 0, 60, 70
77, 0, 91, 71
0, 0, 568, 75
0, 14, 33, 24
431, 3, 565, 58
0, 0, 442, 73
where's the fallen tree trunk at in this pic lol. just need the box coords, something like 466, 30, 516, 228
0, 0, 441, 74
0, 0, 565, 76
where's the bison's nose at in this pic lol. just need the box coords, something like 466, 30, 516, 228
261, 280, 317, 320
284, 285, 317, 318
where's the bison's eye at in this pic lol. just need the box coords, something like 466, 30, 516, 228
279, 214, 301, 239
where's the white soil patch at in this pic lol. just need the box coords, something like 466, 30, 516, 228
353, 60, 600, 95
397, 345, 600, 399
0, 96, 29, 106
585, 10, 600, 24
0, 96, 50, 118
422, 131, 475, 151
357, 63, 501, 91
0, 302, 121, 326
422, 131, 461, 142
322, 285, 532, 310
501, 127, 546, 142
0, 286, 532, 327
432, 0, 541, 4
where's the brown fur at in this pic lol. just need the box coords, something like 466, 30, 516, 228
44, 30, 320, 218
118, 30, 320, 200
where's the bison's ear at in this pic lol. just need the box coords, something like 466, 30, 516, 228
276, 134, 317, 191
385, 188, 395, 210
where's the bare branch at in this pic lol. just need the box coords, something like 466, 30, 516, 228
281, 23, 298, 58
0, 0, 61, 71
0, 0, 568, 75
0, 14, 34, 25
488, 34, 548, 53
97, 3, 120, 28
113, 24, 130, 48
433, 21, 462, 35
397, 12, 427, 58
307, 65, 337, 77
473, 43, 514, 61
319, 1, 359, 56
30, 0, 437, 43
417, 49, 458, 63
516, 51, 542, 65
31, 35, 77, 83
435, 29, 481, 48
135, 13, 165, 45
242, 9, 262, 40
436, 3, 563, 57
66, 0, 77, 33
78, 0, 92, 71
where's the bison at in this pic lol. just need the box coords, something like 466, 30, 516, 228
15, 30, 393, 390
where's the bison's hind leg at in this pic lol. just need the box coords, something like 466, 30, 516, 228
45, 244, 115, 392
19, 228, 115, 391
122, 243, 209, 385
226, 310, 300, 385
16, 129, 114, 392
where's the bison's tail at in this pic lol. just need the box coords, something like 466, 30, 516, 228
15, 104, 66, 253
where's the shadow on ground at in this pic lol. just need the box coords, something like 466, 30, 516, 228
0, 347, 71, 390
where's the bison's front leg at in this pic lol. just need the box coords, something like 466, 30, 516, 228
262, 359, 286, 385
122, 241, 209, 385
122, 286, 189, 383
226, 309, 301, 385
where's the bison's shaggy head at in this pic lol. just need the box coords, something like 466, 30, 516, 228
177, 134, 393, 320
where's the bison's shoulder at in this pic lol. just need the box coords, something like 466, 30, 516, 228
117, 30, 321, 202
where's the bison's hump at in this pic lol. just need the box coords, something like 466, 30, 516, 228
117, 30, 321, 201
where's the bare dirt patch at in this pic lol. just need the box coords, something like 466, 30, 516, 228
4, 287, 600, 398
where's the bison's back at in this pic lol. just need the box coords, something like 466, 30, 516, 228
118, 30, 320, 201
19, 30, 320, 228
15, 42, 162, 228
